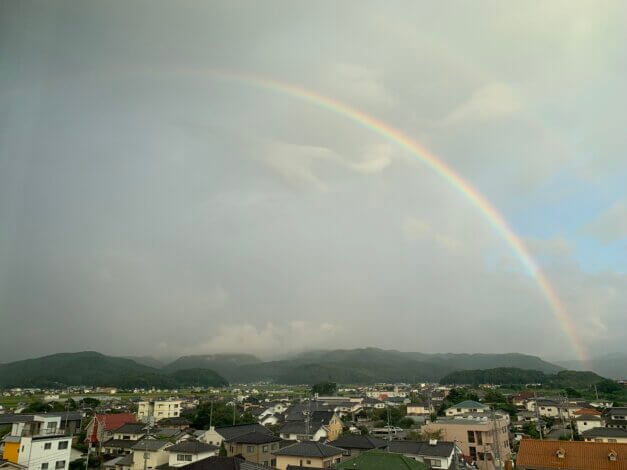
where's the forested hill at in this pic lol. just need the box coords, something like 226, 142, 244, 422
440, 367, 607, 387
0, 352, 228, 388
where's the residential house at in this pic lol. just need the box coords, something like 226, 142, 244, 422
225, 432, 281, 466
604, 408, 627, 429
163, 456, 268, 470
335, 450, 429, 470
526, 399, 571, 419
387, 440, 457, 470
445, 401, 489, 417
406, 403, 432, 416
137, 400, 182, 423
331, 435, 387, 458
86, 413, 137, 445
516, 439, 627, 469
129, 439, 172, 470
575, 414, 604, 434
165, 441, 218, 467
421, 414, 511, 470
112, 424, 147, 441
272, 441, 344, 470
202, 424, 273, 446
512, 391, 535, 407
582, 427, 627, 443
278, 411, 342, 442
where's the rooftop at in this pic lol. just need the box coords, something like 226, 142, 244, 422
273, 441, 344, 458
331, 434, 387, 450
225, 431, 281, 445
582, 427, 627, 438
388, 440, 455, 458
166, 441, 219, 454
516, 439, 627, 470
336, 450, 430, 470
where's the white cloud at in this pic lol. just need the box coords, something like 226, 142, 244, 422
439, 82, 523, 127
584, 200, 627, 244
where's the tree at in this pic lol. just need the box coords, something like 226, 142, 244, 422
420, 428, 444, 441
522, 421, 539, 439
358, 425, 369, 435
191, 401, 256, 429
23, 400, 51, 413
312, 382, 337, 396
564, 387, 581, 398
219, 442, 227, 457
597, 379, 622, 394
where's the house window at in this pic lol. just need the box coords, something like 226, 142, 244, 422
467, 431, 475, 443
477, 432, 483, 445
58, 441, 68, 450
469, 447, 477, 460
262, 445, 268, 452
247, 446, 254, 453
55, 461, 66, 469
270, 459, 276, 466
271, 444, 278, 450
177, 454, 192, 461
42, 464, 49, 470
44, 443, 52, 450
306, 460, 311, 465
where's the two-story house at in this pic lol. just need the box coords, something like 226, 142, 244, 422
225, 431, 282, 466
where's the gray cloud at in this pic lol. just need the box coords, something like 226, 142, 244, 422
1, 0, 626, 363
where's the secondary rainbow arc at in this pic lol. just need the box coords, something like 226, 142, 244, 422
207, 69, 586, 362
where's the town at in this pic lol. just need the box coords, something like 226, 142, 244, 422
1, 360, 626, 470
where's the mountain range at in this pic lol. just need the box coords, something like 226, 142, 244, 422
555, 353, 627, 379
0, 348, 578, 387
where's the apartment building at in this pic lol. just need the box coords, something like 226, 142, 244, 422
421, 414, 511, 470
137, 400, 182, 423
1, 416, 72, 470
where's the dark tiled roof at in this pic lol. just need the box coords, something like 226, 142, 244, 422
180, 456, 268, 470
272, 441, 343, 458
116, 454, 134, 466
215, 424, 272, 441
131, 439, 171, 451
388, 440, 455, 458
225, 432, 281, 445
102, 439, 138, 450
167, 441, 218, 453
582, 427, 627, 438
113, 423, 146, 434
286, 467, 319, 470
279, 422, 310, 435
331, 435, 387, 450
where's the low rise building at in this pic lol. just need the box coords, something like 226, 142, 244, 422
582, 427, 627, 444
574, 414, 604, 434
129, 439, 172, 470
335, 450, 429, 470
331, 435, 387, 458
445, 401, 489, 417
137, 400, 182, 423
272, 441, 344, 470
201, 423, 273, 446
421, 414, 511, 470
225, 431, 281, 466
165, 441, 218, 467
387, 440, 457, 470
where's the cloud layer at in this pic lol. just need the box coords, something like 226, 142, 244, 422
0, 1, 625, 362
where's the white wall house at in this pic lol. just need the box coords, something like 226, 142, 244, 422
17, 435, 72, 470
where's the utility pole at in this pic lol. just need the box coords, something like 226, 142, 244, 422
490, 410, 503, 470
232, 403, 236, 426
209, 401, 213, 428
143, 417, 152, 470
386, 406, 392, 451
533, 391, 543, 440
594, 384, 599, 401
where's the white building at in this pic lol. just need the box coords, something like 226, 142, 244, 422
137, 399, 182, 422
445, 401, 489, 417
166, 441, 218, 467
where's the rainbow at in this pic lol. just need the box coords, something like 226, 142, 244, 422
206, 69, 586, 362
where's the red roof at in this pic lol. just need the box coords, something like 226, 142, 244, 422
517, 439, 627, 470
574, 408, 602, 416
88, 413, 136, 443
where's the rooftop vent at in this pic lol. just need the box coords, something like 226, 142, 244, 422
429, 439, 438, 446
609, 450, 617, 462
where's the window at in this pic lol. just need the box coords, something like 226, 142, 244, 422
44, 443, 52, 450
263, 462, 268, 467
144, 452, 150, 460
58, 441, 68, 450
55, 461, 65, 469
477, 432, 483, 445
42, 464, 49, 470
177, 454, 192, 462
247, 446, 254, 453
270, 459, 276, 467
467, 431, 475, 443
271, 444, 278, 450
262, 445, 268, 452
469, 447, 477, 460
306, 460, 311, 465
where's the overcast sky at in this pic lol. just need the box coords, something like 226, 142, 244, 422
1, 1, 625, 363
